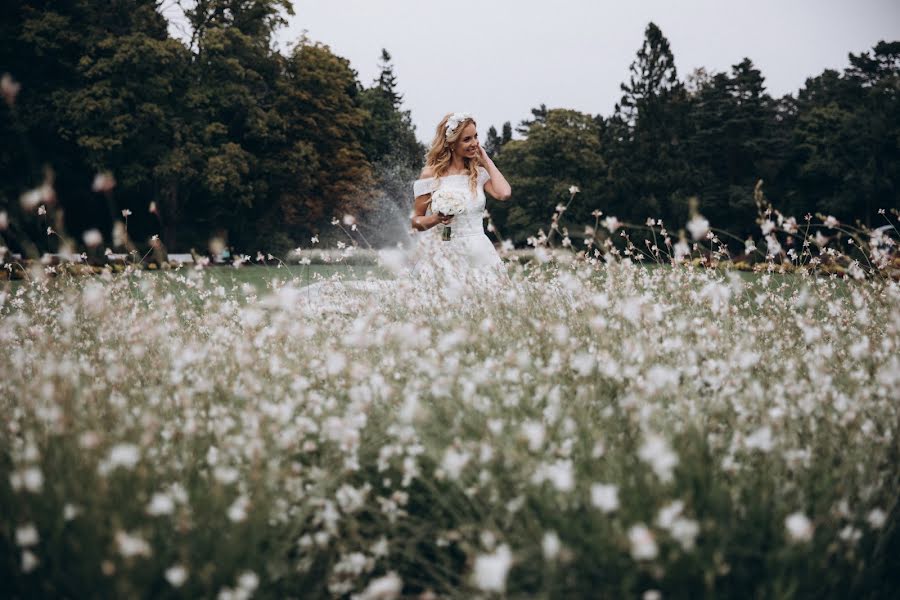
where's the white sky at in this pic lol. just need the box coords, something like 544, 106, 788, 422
277, 0, 899, 143
166, 1, 900, 144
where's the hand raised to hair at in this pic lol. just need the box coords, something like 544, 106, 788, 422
476, 141, 491, 164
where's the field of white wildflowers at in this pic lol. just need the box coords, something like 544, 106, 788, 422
2, 240, 899, 599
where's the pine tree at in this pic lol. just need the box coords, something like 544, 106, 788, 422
484, 126, 502, 158
501, 121, 513, 145
375, 49, 401, 107
609, 22, 691, 226
618, 22, 679, 127
358, 48, 422, 170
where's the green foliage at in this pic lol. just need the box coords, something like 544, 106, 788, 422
1, 1, 421, 255
483, 26, 898, 248
272, 41, 373, 229
491, 110, 605, 243
787, 42, 900, 226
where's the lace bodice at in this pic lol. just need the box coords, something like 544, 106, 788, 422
413, 166, 491, 237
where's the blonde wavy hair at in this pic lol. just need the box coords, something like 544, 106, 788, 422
424, 113, 484, 193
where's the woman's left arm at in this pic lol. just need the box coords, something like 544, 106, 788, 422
478, 143, 512, 201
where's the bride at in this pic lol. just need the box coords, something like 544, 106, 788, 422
300, 112, 512, 306
410, 112, 512, 282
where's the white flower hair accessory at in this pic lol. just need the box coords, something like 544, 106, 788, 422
446, 112, 474, 135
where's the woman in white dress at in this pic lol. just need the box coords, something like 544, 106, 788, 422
300, 113, 511, 307
410, 112, 512, 283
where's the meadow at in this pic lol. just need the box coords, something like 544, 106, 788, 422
1, 251, 898, 599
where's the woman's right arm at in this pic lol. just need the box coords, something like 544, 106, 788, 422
411, 194, 441, 231
411, 166, 450, 231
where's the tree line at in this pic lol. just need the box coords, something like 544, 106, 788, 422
1, 0, 423, 256
1, 6, 897, 256
485, 24, 899, 247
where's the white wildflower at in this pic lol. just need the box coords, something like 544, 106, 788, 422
472, 544, 512, 592
520, 421, 545, 452
99, 443, 140, 475
227, 495, 250, 523
656, 500, 685, 529
115, 530, 152, 558
336, 483, 370, 514
670, 517, 700, 551
92, 172, 116, 193
785, 512, 814, 543
22, 467, 44, 493
21, 550, 39, 573
441, 447, 471, 480
867, 508, 886, 529
64, 504, 81, 521
165, 564, 189, 587
590, 483, 620, 513
532, 459, 575, 493
82, 229, 103, 247
673, 240, 690, 262
638, 434, 679, 483
628, 524, 658, 560
745, 426, 774, 452
237, 571, 259, 592
542, 531, 561, 560
601, 216, 622, 233
16, 523, 39, 547
146, 492, 176, 516
356, 571, 402, 600
686, 215, 709, 241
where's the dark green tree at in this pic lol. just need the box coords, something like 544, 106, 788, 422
787, 41, 900, 226
516, 104, 548, 136
358, 48, 422, 171
354, 48, 424, 245
491, 109, 605, 243
271, 41, 373, 240
685, 59, 790, 234
484, 126, 502, 158
484, 121, 513, 159
608, 22, 692, 227
501, 121, 513, 145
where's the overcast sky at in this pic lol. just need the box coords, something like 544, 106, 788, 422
271, 0, 899, 144
163, 1, 897, 144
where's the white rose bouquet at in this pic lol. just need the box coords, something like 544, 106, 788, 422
430, 188, 468, 241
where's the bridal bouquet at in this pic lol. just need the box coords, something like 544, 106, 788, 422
430, 189, 468, 241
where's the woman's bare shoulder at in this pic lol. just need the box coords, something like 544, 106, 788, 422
419, 166, 436, 179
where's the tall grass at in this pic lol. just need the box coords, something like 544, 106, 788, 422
2, 252, 898, 598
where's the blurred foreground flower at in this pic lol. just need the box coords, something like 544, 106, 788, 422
82, 229, 103, 248
687, 215, 709, 241
92, 172, 116, 193
472, 544, 513, 592
785, 512, 814, 543
165, 565, 188, 588
628, 524, 658, 560
601, 216, 622, 233
1, 73, 21, 107
591, 483, 620, 513
357, 571, 402, 600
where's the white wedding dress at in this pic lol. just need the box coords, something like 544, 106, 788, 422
298, 166, 506, 310
409, 166, 505, 281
